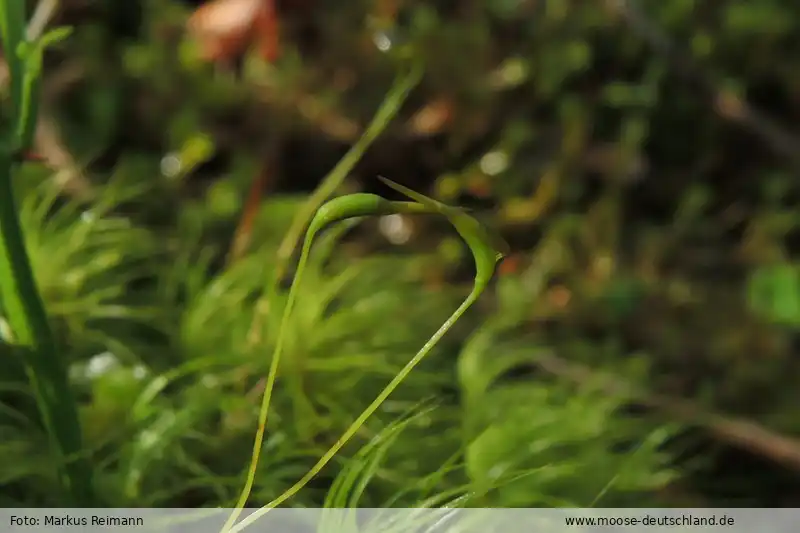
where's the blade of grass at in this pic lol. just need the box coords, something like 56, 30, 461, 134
0, 3, 93, 505
222, 195, 427, 532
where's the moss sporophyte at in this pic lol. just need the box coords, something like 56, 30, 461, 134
220, 177, 507, 532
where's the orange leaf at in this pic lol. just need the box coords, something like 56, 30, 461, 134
253, 0, 281, 62
187, 0, 279, 63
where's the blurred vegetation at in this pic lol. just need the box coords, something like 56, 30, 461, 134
2, 0, 800, 509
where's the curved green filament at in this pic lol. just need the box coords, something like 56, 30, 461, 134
229, 289, 482, 533
223, 179, 506, 533
221, 195, 437, 533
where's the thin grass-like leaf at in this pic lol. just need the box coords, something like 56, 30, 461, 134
324, 406, 435, 509
0, 4, 94, 504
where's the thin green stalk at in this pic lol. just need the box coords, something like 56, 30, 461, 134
225, 178, 506, 531
223, 64, 423, 531
0, 1, 94, 505
221, 197, 430, 533
272, 63, 423, 271
229, 291, 481, 533
220, 225, 314, 532
223, 57, 501, 530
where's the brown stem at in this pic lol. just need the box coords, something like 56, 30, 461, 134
532, 349, 800, 472
226, 159, 275, 266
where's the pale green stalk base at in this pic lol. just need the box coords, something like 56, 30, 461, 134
221, 65, 423, 533
230, 291, 480, 533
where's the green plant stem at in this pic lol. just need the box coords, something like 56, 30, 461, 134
0, 0, 94, 505
223, 64, 422, 532
0, 155, 93, 505
272, 63, 422, 273
222, 199, 434, 533
221, 227, 316, 533
228, 290, 481, 533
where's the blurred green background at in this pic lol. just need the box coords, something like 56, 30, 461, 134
2, 0, 800, 507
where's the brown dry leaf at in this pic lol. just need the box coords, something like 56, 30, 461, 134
187, 0, 279, 63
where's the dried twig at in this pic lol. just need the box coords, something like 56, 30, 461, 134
226, 159, 275, 266
532, 349, 800, 472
